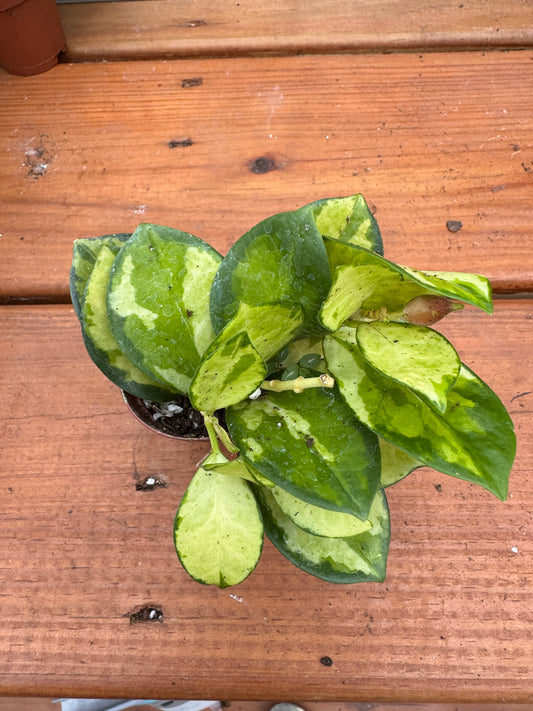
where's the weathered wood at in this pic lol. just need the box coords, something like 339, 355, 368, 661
0, 302, 530, 702
1, 51, 532, 302
58, 0, 533, 61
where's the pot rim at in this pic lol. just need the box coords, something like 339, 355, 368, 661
121, 390, 209, 441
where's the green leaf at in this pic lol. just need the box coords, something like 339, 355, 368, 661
324, 328, 515, 500
70, 233, 130, 318
189, 332, 267, 413
210, 205, 332, 336
319, 238, 492, 331
174, 452, 264, 588
255, 486, 390, 583
81, 245, 178, 401
205, 301, 305, 363
357, 322, 460, 413
205, 456, 275, 487
226, 386, 381, 520
309, 193, 383, 254
379, 438, 422, 488
270, 485, 373, 538
107, 224, 222, 394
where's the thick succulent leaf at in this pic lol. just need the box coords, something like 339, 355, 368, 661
319, 238, 492, 331
357, 322, 460, 413
174, 453, 264, 588
255, 486, 390, 583
270, 485, 373, 538
190, 332, 267, 413
308, 193, 383, 254
324, 328, 515, 500
107, 224, 222, 394
379, 438, 422, 488
210, 205, 332, 336
226, 386, 381, 520
205, 301, 305, 363
70, 233, 130, 318
81, 245, 178, 401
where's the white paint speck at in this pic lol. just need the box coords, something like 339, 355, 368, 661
134, 205, 147, 215
230, 594, 244, 603
511, 546, 519, 554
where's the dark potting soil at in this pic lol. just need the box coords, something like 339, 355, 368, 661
134, 395, 227, 439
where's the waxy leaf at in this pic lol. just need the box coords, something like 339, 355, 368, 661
174, 453, 264, 588
190, 332, 267, 413
210, 205, 332, 336
205, 456, 275, 487
309, 193, 383, 254
70, 233, 130, 318
324, 328, 515, 500
270, 485, 373, 538
227, 387, 381, 520
205, 301, 305, 363
81, 245, 178, 401
357, 322, 460, 413
379, 438, 422, 488
319, 238, 492, 331
107, 224, 222, 394
255, 486, 390, 583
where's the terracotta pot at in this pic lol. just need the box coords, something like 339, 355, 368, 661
0, 0, 65, 76
122, 390, 209, 441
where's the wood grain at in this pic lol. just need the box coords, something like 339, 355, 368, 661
1, 52, 532, 302
0, 302, 531, 702
57, 0, 533, 61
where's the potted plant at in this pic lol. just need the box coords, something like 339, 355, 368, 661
70, 194, 516, 588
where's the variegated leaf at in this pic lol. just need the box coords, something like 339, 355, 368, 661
174, 452, 264, 588
107, 224, 222, 394
81, 245, 178, 401
210, 205, 332, 336
319, 237, 492, 331
356, 321, 460, 413
324, 328, 515, 500
308, 193, 383, 254
189, 332, 267, 413
70, 233, 130, 318
255, 486, 390, 583
227, 386, 380, 520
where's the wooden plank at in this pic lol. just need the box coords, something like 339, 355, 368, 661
1, 52, 532, 302
0, 301, 531, 702
57, 0, 533, 61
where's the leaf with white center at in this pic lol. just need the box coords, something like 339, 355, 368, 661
226, 387, 380, 520
324, 328, 515, 500
174, 452, 264, 588
107, 224, 222, 394
70, 233, 130, 318
205, 301, 305, 363
319, 238, 492, 331
270, 485, 373, 538
190, 332, 267, 413
210, 205, 332, 336
255, 486, 390, 583
81, 245, 178, 401
308, 193, 383, 254
357, 322, 460, 413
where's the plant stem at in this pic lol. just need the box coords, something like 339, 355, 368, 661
261, 373, 335, 394
202, 414, 221, 456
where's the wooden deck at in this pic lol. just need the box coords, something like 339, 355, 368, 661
0, 0, 532, 705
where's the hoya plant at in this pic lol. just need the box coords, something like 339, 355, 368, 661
70, 194, 516, 588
